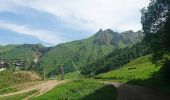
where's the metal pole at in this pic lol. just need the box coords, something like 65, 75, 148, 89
72, 61, 80, 74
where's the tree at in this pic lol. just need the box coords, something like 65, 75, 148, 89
141, 0, 170, 80
81, 42, 150, 76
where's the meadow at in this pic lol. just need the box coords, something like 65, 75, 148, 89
95, 55, 158, 80
95, 55, 170, 94
0, 90, 37, 100
31, 79, 117, 100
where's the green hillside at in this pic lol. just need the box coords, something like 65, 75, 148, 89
95, 55, 170, 94
81, 41, 150, 76
40, 29, 143, 74
0, 44, 18, 53
95, 55, 158, 80
0, 70, 41, 94
0, 44, 46, 71
0, 29, 143, 75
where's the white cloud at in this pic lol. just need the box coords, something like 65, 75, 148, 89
0, 21, 63, 44
0, 0, 150, 32
27, 0, 150, 32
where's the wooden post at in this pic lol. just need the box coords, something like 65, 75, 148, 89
43, 65, 45, 80
61, 64, 64, 80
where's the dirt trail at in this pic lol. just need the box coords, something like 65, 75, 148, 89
1, 80, 169, 100
111, 82, 170, 100
0, 80, 67, 99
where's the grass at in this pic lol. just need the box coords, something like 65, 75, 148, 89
31, 79, 117, 100
0, 70, 40, 94
95, 55, 170, 94
95, 55, 159, 81
0, 44, 17, 53
56, 71, 83, 80
0, 90, 37, 100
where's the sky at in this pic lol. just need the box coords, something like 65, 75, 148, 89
0, 0, 150, 46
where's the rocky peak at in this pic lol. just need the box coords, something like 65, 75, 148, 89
95, 29, 117, 36
93, 29, 118, 45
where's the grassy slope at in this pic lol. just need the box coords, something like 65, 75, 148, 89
0, 45, 35, 67
0, 90, 37, 100
0, 45, 17, 53
0, 30, 143, 76
0, 70, 40, 94
95, 55, 158, 81
41, 30, 142, 74
31, 80, 117, 100
40, 34, 114, 71
0, 44, 45, 65
95, 55, 170, 94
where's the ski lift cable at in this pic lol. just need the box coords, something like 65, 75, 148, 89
71, 61, 80, 74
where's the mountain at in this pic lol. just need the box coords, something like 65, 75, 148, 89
81, 41, 151, 76
121, 30, 143, 47
40, 29, 143, 74
0, 29, 143, 74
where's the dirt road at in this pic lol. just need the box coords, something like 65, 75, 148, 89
1, 80, 169, 100
112, 82, 170, 100
0, 80, 67, 99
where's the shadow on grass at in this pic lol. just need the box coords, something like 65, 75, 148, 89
126, 70, 170, 95
82, 84, 117, 100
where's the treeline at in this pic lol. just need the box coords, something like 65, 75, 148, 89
141, 0, 170, 80
81, 41, 151, 76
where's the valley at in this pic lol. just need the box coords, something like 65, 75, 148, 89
0, 29, 169, 100
0, 0, 170, 99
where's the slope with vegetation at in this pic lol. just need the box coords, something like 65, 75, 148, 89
0, 29, 143, 75
0, 70, 41, 95
0, 44, 17, 53
0, 44, 50, 72
141, 0, 170, 80
95, 55, 157, 80
0, 0, 170, 99
81, 41, 150, 76
95, 55, 170, 94
40, 29, 143, 74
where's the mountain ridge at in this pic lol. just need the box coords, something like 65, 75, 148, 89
0, 29, 144, 74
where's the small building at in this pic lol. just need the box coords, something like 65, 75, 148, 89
14, 60, 27, 71
0, 61, 8, 72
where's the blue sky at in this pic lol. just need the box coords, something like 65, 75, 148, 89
0, 0, 149, 46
